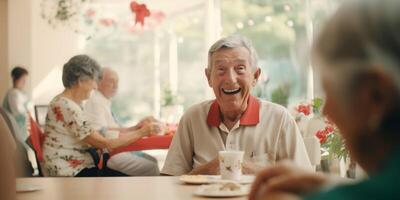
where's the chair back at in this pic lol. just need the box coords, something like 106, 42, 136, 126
34, 105, 48, 129
27, 114, 44, 162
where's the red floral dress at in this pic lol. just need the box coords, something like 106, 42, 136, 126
42, 96, 95, 176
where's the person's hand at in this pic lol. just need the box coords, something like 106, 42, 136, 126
189, 157, 220, 175
139, 122, 164, 137
136, 116, 158, 128
249, 161, 328, 200
242, 161, 265, 174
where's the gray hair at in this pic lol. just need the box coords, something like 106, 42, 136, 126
314, 0, 400, 98
314, 0, 400, 138
208, 35, 259, 71
62, 55, 101, 88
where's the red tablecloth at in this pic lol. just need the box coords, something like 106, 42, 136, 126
110, 135, 173, 156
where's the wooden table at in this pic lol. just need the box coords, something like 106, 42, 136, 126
16, 177, 247, 200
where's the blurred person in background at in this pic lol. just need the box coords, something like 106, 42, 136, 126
84, 67, 161, 176
249, 0, 400, 199
2, 66, 30, 145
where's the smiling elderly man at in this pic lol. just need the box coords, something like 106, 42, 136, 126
161, 35, 311, 176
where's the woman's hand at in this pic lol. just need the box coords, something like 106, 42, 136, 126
249, 161, 329, 200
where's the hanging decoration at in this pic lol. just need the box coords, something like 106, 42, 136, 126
130, 1, 150, 27
41, 0, 91, 30
40, 0, 166, 37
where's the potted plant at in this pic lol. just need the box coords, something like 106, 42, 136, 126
291, 98, 350, 177
161, 88, 183, 124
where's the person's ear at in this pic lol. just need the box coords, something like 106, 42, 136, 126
252, 68, 261, 87
205, 67, 212, 87
357, 68, 397, 127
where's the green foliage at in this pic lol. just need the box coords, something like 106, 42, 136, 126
162, 88, 179, 106
325, 130, 348, 161
271, 84, 290, 107
312, 98, 323, 115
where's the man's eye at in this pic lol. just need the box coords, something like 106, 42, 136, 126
237, 65, 246, 71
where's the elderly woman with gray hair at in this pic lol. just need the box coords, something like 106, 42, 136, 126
249, 0, 400, 199
42, 55, 160, 177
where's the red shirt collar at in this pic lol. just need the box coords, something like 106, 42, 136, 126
206, 95, 260, 127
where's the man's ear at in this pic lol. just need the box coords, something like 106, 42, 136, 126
205, 68, 212, 87
252, 68, 261, 87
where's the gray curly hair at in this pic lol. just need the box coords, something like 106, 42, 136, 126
208, 35, 259, 71
62, 55, 101, 88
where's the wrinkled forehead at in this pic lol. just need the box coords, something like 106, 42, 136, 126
211, 47, 251, 65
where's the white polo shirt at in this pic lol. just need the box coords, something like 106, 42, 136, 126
161, 96, 311, 175
84, 90, 119, 130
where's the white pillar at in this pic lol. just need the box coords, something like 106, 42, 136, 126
168, 33, 178, 96
153, 30, 161, 119
204, 0, 221, 98
305, 0, 314, 100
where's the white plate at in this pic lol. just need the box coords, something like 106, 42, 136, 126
193, 183, 250, 197
16, 183, 44, 193
180, 175, 255, 185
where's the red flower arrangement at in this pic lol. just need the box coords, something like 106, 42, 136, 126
293, 98, 348, 160
315, 125, 335, 144
296, 104, 311, 116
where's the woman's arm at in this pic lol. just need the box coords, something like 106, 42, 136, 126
83, 122, 160, 151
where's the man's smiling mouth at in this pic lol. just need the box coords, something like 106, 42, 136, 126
222, 88, 241, 95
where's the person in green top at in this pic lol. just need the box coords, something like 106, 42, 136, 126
249, 0, 400, 199
2, 66, 30, 145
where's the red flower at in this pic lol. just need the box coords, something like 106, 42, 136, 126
296, 104, 311, 116
315, 125, 335, 144
325, 126, 334, 133
316, 130, 328, 144
130, 1, 150, 26
68, 159, 84, 168
53, 106, 64, 122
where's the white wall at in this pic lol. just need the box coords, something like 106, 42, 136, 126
31, 0, 81, 104
7, 0, 81, 104
7, 0, 32, 94
0, 0, 9, 101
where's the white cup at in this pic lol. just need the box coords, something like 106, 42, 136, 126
105, 130, 119, 139
219, 150, 244, 181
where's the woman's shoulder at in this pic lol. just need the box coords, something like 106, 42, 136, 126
49, 96, 81, 111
